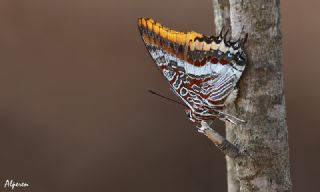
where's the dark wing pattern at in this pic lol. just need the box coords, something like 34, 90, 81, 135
138, 18, 247, 123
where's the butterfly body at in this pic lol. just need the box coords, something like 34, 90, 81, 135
138, 18, 247, 123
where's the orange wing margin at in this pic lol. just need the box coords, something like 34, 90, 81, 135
138, 18, 204, 50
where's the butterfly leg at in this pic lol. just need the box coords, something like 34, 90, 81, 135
214, 109, 246, 123
224, 117, 237, 125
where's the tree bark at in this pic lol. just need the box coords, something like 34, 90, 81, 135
212, 0, 292, 191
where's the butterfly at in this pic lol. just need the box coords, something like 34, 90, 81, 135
138, 18, 247, 124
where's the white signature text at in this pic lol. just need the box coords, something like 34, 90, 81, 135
4, 179, 29, 190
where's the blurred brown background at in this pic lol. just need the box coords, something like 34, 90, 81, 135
0, 0, 318, 191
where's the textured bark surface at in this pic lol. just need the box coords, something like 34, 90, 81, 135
212, 0, 292, 191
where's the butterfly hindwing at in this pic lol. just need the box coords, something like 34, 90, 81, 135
138, 17, 247, 122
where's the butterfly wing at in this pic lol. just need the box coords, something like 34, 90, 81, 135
138, 18, 246, 121
138, 18, 200, 111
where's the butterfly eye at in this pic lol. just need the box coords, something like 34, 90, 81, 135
227, 53, 233, 58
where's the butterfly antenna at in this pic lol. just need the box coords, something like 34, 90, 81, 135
148, 90, 188, 108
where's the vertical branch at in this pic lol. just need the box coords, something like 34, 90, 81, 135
229, 0, 292, 191
212, 0, 292, 191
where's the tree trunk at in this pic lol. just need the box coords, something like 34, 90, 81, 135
212, 0, 292, 191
